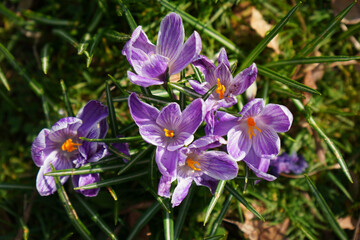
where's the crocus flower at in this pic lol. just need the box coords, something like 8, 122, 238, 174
189, 48, 257, 134
270, 152, 308, 176
158, 136, 239, 207
212, 98, 293, 180
128, 92, 204, 178
31, 101, 109, 197
122, 12, 202, 87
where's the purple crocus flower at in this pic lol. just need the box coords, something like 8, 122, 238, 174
212, 98, 293, 180
270, 152, 308, 176
189, 48, 257, 134
128, 92, 204, 178
31, 101, 109, 197
158, 136, 239, 207
122, 12, 202, 87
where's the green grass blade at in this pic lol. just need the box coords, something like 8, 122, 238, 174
87, 28, 105, 67
0, 43, 44, 96
0, 3, 25, 25
225, 183, 264, 221
117, 145, 153, 175
105, 30, 131, 42
327, 172, 353, 202
271, 87, 305, 99
209, 194, 232, 237
42, 95, 51, 128
23, 10, 75, 26
204, 180, 226, 226
75, 195, 118, 240
126, 202, 161, 240
204, 235, 226, 240
41, 44, 51, 74
0, 87, 20, 111
163, 210, 174, 240
52, 29, 79, 48
142, 183, 171, 213
50, 164, 94, 240
305, 175, 347, 240
0, 66, 10, 91
159, 0, 242, 56
239, 2, 302, 71
168, 82, 202, 98
292, 99, 352, 183
258, 65, 321, 95
264, 56, 360, 68
45, 164, 125, 176
0, 183, 34, 190
74, 170, 147, 190
106, 82, 119, 137
174, 185, 194, 239
191, 64, 204, 83
202, 84, 217, 101
116, 0, 137, 31
80, 135, 142, 143
297, 2, 355, 57
338, 21, 360, 40
108, 145, 132, 161
60, 80, 75, 117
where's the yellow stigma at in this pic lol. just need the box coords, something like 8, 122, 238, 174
246, 117, 261, 139
164, 128, 174, 138
61, 139, 81, 152
186, 158, 201, 171
215, 78, 225, 99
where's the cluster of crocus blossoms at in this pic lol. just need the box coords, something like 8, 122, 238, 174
31, 12, 294, 206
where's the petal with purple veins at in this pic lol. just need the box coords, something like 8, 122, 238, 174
227, 124, 251, 161
77, 100, 108, 137
188, 80, 210, 95
252, 123, 280, 157
193, 174, 218, 194
188, 135, 226, 151
156, 103, 182, 130
177, 98, 204, 134
239, 98, 264, 118
167, 131, 194, 151
49, 117, 82, 143
218, 48, 230, 70
31, 128, 50, 167
212, 111, 238, 137
243, 148, 277, 181
192, 55, 217, 85
128, 93, 159, 126
199, 151, 238, 180
169, 31, 202, 75
155, 147, 178, 178
214, 63, 232, 93
230, 63, 257, 95
171, 177, 193, 207
73, 173, 100, 197
157, 175, 173, 198
140, 54, 169, 80
122, 26, 155, 57
127, 71, 164, 87
139, 124, 165, 147
259, 104, 293, 133
156, 13, 184, 60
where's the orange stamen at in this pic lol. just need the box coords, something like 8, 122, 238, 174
186, 158, 201, 171
246, 117, 261, 139
61, 139, 81, 152
164, 128, 174, 138
215, 78, 225, 99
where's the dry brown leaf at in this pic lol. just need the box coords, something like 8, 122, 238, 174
337, 216, 355, 230
250, 7, 281, 54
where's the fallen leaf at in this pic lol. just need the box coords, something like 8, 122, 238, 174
337, 216, 355, 230
250, 7, 281, 54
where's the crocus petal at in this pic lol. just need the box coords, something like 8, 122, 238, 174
218, 48, 230, 70
127, 47, 149, 75
171, 177, 193, 207
36, 152, 71, 196
230, 63, 257, 95
239, 98, 265, 118
127, 71, 164, 87
259, 104, 293, 132
122, 26, 155, 58
49, 117, 82, 142
177, 98, 204, 134
98, 118, 109, 139
215, 63, 232, 92
212, 111, 238, 137
188, 80, 209, 95
243, 149, 276, 181
193, 174, 218, 194
31, 129, 50, 167
77, 100, 108, 137
227, 124, 251, 161
155, 147, 178, 178
112, 136, 130, 163
169, 31, 202, 75
252, 123, 280, 157
189, 135, 227, 151
167, 132, 194, 151
85, 143, 108, 163
128, 92, 159, 126
156, 12, 184, 61
156, 103, 182, 130
73, 173, 100, 197
158, 175, 173, 198
199, 151, 238, 180
139, 124, 165, 147
192, 55, 217, 85
217, 96, 237, 109
140, 54, 169, 80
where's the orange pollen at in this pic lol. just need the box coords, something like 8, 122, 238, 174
186, 158, 201, 171
215, 78, 225, 99
246, 117, 261, 139
164, 128, 174, 138
61, 139, 81, 152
